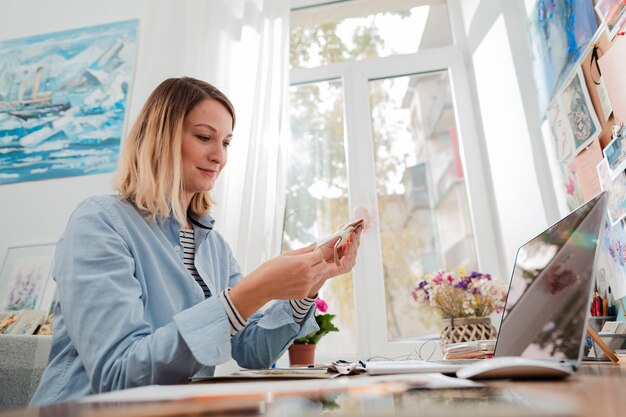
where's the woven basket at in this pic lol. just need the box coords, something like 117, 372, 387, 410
439, 316, 497, 347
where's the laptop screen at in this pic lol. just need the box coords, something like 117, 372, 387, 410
494, 192, 608, 362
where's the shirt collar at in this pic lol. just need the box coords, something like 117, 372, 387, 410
188, 211, 215, 230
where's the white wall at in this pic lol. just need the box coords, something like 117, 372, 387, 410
453, 0, 551, 274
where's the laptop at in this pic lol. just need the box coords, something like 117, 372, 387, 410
366, 191, 608, 376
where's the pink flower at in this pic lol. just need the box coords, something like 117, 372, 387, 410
315, 298, 328, 313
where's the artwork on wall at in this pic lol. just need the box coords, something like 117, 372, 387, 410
595, 0, 626, 40
527, 0, 597, 117
560, 158, 585, 211
556, 68, 601, 155
603, 127, 626, 179
0, 19, 138, 185
597, 158, 626, 225
0, 243, 56, 312
597, 219, 626, 300
547, 100, 575, 162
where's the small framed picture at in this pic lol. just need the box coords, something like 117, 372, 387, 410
603, 128, 626, 179
595, 0, 626, 40
0, 243, 56, 312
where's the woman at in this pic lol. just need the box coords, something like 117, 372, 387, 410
30, 77, 361, 405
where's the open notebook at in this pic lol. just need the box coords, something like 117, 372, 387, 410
367, 191, 608, 376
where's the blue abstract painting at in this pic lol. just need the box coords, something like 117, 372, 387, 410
527, 0, 597, 118
0, 20, 138, 185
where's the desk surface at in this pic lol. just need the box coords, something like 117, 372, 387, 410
3, 363, 625, 417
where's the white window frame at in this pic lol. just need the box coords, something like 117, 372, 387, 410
289, 27, 504, 361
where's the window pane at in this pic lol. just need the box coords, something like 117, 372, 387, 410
369, 72, 478, 341
283, 80, 356, 354
290, 0, 452, 69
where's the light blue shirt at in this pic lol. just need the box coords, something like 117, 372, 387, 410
30, 196, 318, 405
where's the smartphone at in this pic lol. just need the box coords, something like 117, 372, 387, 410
315, 219, 364, 248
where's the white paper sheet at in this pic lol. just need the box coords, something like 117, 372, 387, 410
599, 35, 626, 123
81, 373, 482, 403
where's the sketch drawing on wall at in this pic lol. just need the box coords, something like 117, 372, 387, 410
0, 19, 138, 185
557, 68, 601, 155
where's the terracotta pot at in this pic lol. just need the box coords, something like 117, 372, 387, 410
288, 343, 316, 366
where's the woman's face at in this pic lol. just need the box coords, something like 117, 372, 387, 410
181, 99, 233, 199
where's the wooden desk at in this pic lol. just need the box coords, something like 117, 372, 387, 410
2, 363, 625, 417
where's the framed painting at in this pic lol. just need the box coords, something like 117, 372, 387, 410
0, 243, 56, 312
0, 19, 138, 185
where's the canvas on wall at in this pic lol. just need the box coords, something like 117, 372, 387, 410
597, 219, 626, 300
0, 19, 138, 185
527, 0, 597, 117
0, 243, 56, 312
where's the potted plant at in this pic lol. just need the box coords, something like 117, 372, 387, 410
412, 268, 507, 347
288, 298, 338, 366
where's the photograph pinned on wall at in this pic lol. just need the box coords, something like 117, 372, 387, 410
554, 67, 602, 155
547, 99, 576, 161
596, 159, 626, 225
0, 243, 56, 312
595, 0, 626, 40
602, 124, 626, 179
0, 19, 138, 185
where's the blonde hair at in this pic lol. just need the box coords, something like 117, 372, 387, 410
115, 77, 235, 225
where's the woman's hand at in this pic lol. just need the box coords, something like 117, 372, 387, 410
230, 247, 327, 319
308, 227, 362, 296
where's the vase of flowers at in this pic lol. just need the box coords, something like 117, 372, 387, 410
288, 298, 338, 366
412, 269, 507, 347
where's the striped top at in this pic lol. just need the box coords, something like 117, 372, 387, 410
180, 229, 317, 334
179, 229, 211, 298
290, 297, 316, 322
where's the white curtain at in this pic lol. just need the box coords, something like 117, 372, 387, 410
136, 0, 290, 274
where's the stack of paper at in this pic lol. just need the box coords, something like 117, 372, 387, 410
443, 339, 496, 360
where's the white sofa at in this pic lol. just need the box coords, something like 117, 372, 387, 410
0, 335, 52, 411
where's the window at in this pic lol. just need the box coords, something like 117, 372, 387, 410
290, 0, 451, 69
283, 79, 357, 353
369, 72, 477, 340
285, 0, 492, 358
